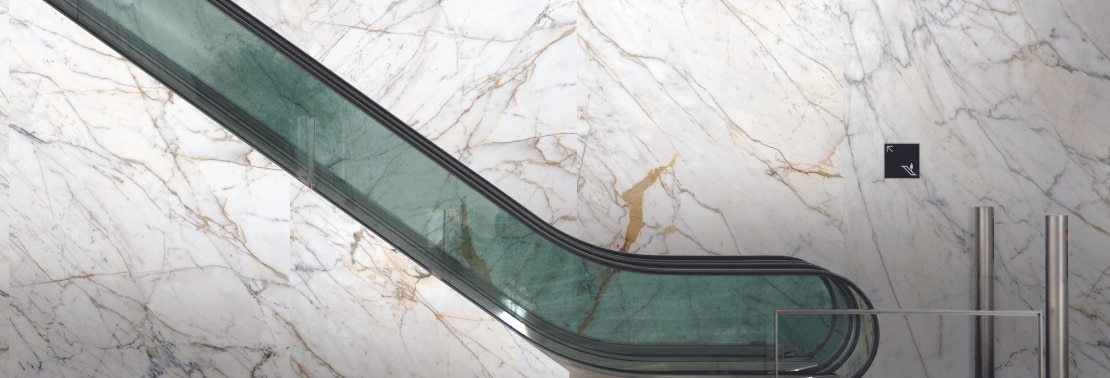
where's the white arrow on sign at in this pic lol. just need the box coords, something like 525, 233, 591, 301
886, 146, 894, 153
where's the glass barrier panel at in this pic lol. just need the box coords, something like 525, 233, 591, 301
49, 0, 881, 373
775, 309, 1042, 378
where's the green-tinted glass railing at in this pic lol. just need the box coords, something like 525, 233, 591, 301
45, 0, 877, 375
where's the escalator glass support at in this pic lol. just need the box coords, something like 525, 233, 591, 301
43, 0, 879, 375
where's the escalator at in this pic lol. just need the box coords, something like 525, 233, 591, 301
42, 0, 879, 376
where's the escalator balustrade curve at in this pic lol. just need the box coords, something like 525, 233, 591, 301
43, 0, 879, 376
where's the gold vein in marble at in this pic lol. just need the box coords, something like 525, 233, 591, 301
618, 154, 677, 253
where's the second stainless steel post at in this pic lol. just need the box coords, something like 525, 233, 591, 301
1046, 215, 1069, 378
976, 207, 994, 378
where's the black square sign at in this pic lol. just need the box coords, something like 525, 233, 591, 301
884, 144, 920, 179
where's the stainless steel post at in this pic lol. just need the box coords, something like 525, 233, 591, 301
976, 207, 995, 378
1045, 215, 1068, 378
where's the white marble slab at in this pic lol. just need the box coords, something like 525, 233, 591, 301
10, 3, 292, 376
7, 1, 565, 377
1, 0, 10, 368
1, 0, 11, 258
841, 0, 1110, 376
576, 0, 849, 258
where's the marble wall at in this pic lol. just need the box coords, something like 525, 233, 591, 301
235, 1, 1109, 375
841, 1, 1110, 376
5, 0, 1108, 376
1, 0, 10, 369
5, 1, 563, 376
241, 0, 1108, 376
